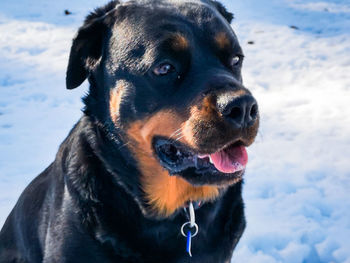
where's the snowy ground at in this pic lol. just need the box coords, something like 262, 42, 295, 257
0, 0, 350, 262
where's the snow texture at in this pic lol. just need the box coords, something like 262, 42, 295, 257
0, 0, 349, 262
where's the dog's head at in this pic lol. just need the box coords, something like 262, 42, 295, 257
66, 0, 259, 217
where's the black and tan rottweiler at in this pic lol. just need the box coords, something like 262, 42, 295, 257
0, 0, 259, 262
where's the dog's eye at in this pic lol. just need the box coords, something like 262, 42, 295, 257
230, 55, 243, 67
153, 63, 175, 76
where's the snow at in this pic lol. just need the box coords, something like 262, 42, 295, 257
0, 0, 349, 262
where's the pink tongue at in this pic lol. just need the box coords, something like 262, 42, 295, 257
209, 145, 248, 173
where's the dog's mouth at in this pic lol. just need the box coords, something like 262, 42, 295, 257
153, 137, 248, 186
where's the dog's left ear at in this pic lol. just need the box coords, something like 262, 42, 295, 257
66, 1, 119, 89
210, 0, 234, 24
66, 18, 107, 90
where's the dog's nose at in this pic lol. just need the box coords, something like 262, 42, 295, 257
218, 94, 258, 128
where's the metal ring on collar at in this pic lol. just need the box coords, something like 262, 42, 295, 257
180, 222, 198, 237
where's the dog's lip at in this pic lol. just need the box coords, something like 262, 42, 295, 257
153, 136, 248, 175
198, 139, 249, 156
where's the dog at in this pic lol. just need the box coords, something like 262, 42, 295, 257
0, 0, 259, 262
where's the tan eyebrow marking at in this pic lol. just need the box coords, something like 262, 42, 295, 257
214, 32, 231, 49
171, 33, 189, 50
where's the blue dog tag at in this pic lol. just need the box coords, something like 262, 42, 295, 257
186, 230, 192, 257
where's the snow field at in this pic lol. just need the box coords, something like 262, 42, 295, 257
0, 0, 350, 262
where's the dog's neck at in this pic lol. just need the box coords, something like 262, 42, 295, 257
57, 118, 243, 260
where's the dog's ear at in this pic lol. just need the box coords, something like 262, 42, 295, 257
66, 20, 106, 89
210, 1, 234, 24
66, 1, 119, 89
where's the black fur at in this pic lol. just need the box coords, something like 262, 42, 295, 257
0, 1, 253, 262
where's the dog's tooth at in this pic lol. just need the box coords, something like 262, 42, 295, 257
209, 156, 213, 164
176, 150, 181, 156
233, 162, 244, 170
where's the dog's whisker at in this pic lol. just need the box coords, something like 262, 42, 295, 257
173, 131, 184, 140
118, 141, 131, 150
169, 128, 182, 139
174, 135, 185, 142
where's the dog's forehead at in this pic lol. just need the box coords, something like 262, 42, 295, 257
113, 0, 233, 38
105, 0, 237, 74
